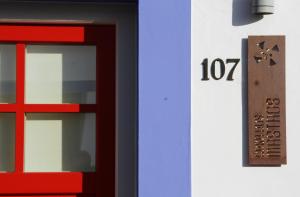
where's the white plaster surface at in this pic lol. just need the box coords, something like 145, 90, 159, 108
192, 0, 300, 196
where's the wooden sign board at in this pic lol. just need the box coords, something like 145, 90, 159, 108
248, 36, 286, 165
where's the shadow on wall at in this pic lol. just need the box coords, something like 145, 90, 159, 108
241, 38, 248, 167
232, 0, 263, 26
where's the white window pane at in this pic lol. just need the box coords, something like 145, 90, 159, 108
25, 113, 96, 172
0, 44, 16, 103
0, 113, 15, 172
25, 45, 96, 104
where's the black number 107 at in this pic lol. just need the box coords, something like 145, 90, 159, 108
201, 58, 240, 81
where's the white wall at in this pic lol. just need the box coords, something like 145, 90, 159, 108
0, 2, 137, 197
192, 0, 300, 196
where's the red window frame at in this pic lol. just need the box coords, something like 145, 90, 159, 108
0, 25, 116, 197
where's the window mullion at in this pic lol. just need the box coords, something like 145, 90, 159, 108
15, 43, 25, 173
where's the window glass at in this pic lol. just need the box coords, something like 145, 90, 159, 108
0, 113, 15, 172
0, 44, 16, 103
25, 45, 96, 104
24, 113, 96, 172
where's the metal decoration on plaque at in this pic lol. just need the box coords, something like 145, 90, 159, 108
248, 36, 286, 165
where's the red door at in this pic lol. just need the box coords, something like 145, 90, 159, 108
0, 25, 116, 197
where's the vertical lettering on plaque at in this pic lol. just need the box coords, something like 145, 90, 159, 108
248, 36, 286, 165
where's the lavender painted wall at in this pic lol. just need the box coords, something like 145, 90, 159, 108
138, 0, 191, 197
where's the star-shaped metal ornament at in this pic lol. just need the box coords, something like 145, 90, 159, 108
253, 41, 280, 66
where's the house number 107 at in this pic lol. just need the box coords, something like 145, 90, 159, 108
201, 58, 240, 81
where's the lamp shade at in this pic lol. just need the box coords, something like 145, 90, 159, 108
252, 0, 274, 15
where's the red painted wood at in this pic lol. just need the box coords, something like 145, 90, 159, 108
24, 104, 97, 113
0, 26, 85, 43
0, 173, 96, 194
16, 44, 25, 105
0, 196, 77, 197
15, 44, 25, 173
0, 104, 18, 112
15, 112, 24, 173
0, 104, 96, 112
95, 27, 116, 197
0, 195, 95, 197
0, 25, 115, 44
0, 25, 116, 197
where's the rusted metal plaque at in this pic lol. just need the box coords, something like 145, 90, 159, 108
248, 36, 286, 165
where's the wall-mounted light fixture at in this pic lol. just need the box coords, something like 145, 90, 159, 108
252, 0, 274, 15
